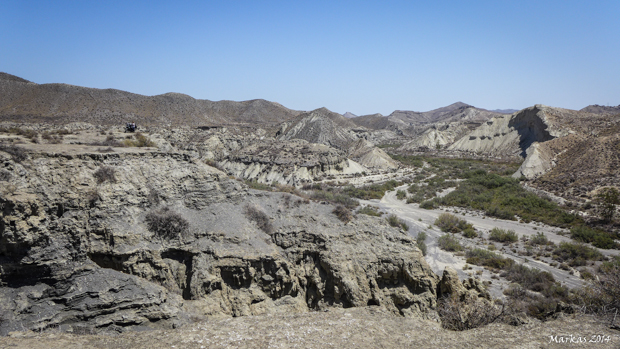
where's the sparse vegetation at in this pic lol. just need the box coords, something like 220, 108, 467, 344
145, 206, 189, 239
93, 166, 117, 184
245, 179, 273, 191
342, 180, 402, 200
428, 171, 581, 228
244, 204, 273, 234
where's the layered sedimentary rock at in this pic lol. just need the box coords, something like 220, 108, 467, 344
0, 147, 450, 335
216, 139, 364, 185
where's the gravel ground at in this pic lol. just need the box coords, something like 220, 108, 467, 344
1, 308, 618, 349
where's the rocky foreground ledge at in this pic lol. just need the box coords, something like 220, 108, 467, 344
1, 309, 618, 349
0, 147, 489, 335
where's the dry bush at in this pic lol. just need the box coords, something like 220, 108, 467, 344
147, 185, 163, 206
244, 204, 273, 234
86, 190, 101, 208
145, 207, 189, 239
0, 169, 11, 182
333, 205, 353, 223
437, 295, 504, 331
93, 166, 116, 184
572, 263, 620, 328
0, 144, 27, 162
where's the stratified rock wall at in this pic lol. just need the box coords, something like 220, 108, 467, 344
0, 149, 441, 335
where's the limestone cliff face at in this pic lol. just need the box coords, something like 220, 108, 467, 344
449, 105, 566, 158
0, 148, 443, 334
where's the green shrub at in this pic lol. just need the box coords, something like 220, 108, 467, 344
489, 228, 518, 243
434, 213, 461, 233
431, 171, 581, 228
462, 227, 478, 238
386, 214, 400, 227
145, 207, 189, 239
420, 200, 436, 209
553, 242, 604, 264
434, 213, 475, 236
438, 234, 463, 252
466, 248, 513, 269
417, 241, 427, 256
529, 232, 548, 246
358, 205, 382, 217
570, 226, 618, 249
396, 189, 407, 200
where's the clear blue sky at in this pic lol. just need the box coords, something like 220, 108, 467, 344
2, 0, 619, 115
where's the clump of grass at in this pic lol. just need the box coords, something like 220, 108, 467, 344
145, 206, 189, 239
489, 228, 518, 243
438, 234, 463, 252
358, 205, 382, 217
396, 189, 407, 200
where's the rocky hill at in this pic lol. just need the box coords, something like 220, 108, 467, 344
0, 73, 301, 127
580, 104, 620, 115
446, 104, 620, 201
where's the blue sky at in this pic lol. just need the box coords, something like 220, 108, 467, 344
2, 1, 619, 115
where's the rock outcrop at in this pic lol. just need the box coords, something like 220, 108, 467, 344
0, 147, 450, 335
216, 139, 365, 185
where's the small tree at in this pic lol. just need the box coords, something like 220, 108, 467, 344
597, 187, 619, 223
